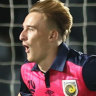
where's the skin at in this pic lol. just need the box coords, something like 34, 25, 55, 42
18, 93, 21, 96
19, 12, 61, 73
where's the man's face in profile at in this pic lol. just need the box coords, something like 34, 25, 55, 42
19, 12, 51, 63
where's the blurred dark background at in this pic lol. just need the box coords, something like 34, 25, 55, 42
0, 0, 96, 96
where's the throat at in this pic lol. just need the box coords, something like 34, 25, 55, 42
38, 63, 51, 73
37, 46, 58, 73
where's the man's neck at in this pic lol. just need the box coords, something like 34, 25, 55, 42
38, 47, 58, 73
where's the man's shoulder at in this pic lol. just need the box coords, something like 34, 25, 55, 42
21, 62, 36, 71
67, 48, 88, 66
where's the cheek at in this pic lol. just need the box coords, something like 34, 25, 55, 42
28, 33, 38, 44
28, 31, 49, 50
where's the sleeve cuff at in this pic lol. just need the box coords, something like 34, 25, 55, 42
20, 92, 32, 96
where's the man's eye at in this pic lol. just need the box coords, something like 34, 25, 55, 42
27, 26, 37, 32
28, 27, 35, 31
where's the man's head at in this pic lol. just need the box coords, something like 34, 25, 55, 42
30, 0, 73, 42
19, 0, 73, 63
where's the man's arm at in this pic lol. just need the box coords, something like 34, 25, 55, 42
82, 56, 96, 91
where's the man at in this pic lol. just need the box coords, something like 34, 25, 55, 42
18, 0, 96, 96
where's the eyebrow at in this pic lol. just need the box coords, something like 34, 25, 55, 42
27, 25, 38, 30
22, 24, 37, 28
27, 25, 36, 28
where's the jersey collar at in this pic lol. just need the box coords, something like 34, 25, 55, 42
51, 42, 69, 71
32, 42, 69, 72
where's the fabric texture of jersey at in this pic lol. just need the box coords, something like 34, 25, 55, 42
20, 43, 96, 96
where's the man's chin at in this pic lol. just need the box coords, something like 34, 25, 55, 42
27, 57, 32, 62
27, 57, 34, 62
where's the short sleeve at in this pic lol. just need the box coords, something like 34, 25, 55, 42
82, 56, 96, 91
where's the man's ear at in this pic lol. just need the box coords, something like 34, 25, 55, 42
48, 30, 59, 42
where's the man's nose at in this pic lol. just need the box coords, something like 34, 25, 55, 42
19, 30, 27, 41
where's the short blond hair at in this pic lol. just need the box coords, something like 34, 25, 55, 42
30, 0, 73, 42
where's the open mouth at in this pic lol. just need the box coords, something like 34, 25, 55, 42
24, 45, 29, 53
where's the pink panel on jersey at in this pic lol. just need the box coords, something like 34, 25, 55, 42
21, 61, 96, 96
